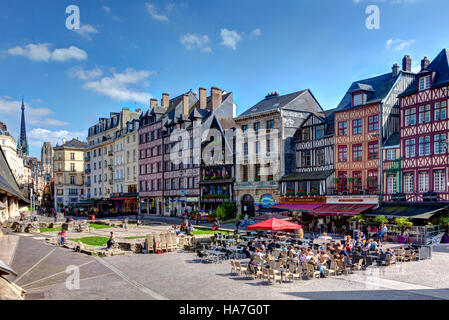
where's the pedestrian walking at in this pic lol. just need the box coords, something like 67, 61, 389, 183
124, 217, 129, 230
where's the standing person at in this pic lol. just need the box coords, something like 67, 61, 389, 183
60, 230, 66, 246
124, 217, 129, 231
299, 225, 304, 239
235, 219, 241, 231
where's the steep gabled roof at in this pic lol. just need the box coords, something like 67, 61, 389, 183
237, 89, 323, 118
400, 49, 449, 97
382, 132, 400, 148
55, 139, 87, 149
337, 72, 402, 110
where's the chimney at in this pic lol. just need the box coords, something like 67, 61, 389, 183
211, 87, 223, 112
392, 63, 400, 76
161, 93, 170, 108
402, 55, 412, 72
183, 93, 190, 116
150, 99, 158, 108
421, 57, 430, 70
199, 87, 207, 109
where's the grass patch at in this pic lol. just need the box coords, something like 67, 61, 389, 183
124, 236, 146, 240
40, 227, 62, 233
192, 228, 230, 236
68, 236, 109, 246
89, 223, 113, 230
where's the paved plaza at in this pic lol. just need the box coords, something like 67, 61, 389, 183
2, 227, 449, 300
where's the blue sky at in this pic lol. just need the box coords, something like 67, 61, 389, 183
1, 0, 449, 158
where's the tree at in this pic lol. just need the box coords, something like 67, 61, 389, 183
395, 218, 413, 228
216, 201, 237, 221
374, 215, 388, 226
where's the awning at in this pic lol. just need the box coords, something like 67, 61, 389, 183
200, 178, 235, 185
280, 170, 333, 182
247, 218, 301, 231
366, 204, 447, 220
309, 204, 375, 216
271, 203, 324, 212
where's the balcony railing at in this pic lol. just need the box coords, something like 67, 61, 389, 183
85, 182, 91, 187
85, 156, 91, 162
85, 169, 91, 174
108, 164, 113, 170
326, 187, 380, 196
384, 159, 401, 172
108, 151, 113, 156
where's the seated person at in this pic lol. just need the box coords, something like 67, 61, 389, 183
319, 232, 332, 240
242, 246, 252, 259
386, 248, 396, 262
74, 241, 84, 253
248, 258, 259, 271
107, 232, 115, 250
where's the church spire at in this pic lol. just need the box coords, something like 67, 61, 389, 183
18, 96, 29, 156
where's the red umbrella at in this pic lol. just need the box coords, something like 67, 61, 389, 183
247, 218, 301, 231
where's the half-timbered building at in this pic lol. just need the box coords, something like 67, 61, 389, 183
334, 58, 416, 201
280, 108, 336, 196
399, 49, 449, 202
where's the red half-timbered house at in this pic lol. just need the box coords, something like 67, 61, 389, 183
399, 49, 449, 202
334, 57, 416, 201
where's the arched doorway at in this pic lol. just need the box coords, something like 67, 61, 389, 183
241, 194, 255, 217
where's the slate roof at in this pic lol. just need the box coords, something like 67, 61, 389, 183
280, 170, 334, 182
337, 72, 402, 111
54, 139, 87, 150
400, 49, 449, 97
0, 148, 28, 203
383, 132, 400, 148
237, 89, 322, 118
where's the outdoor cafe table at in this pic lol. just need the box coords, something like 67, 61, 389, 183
203, 250, 227, 263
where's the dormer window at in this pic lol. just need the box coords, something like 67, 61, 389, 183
419, 75, 431, 91
353, 93, 365, 107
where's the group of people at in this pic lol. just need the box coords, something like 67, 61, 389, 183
244, 232, 412, 278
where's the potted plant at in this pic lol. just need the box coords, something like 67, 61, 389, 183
395, 218, 413, 243
374, 215, 388, 226
297, 189, 306, 197
349, 214, 365, 230
286, 189, 295, 197
439, 217, 449, 243
310, 188, 319, 196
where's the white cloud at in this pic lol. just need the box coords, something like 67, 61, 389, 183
8, 43, 52, 61
74, 24, 99, 40
41, 119, 70, 126
220, 29, 242, 51
28, 128, 86, 147
8, 43, 88, 62
82, 68, 154, 103
0, 97, 69, 127
145, 2, 169, 22
385, 38, 415, 52
180, 34, 212, 53
102, 5, 111, 14
249, 28, 262, 39
69, 66, 103, 80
